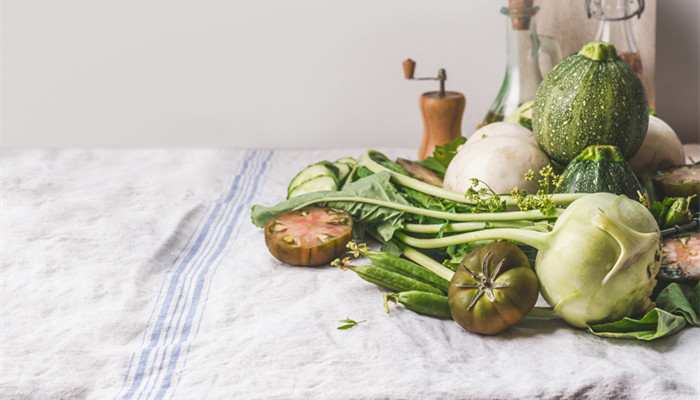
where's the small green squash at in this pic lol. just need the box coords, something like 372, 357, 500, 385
532, 41, 649, 166
556, 145, 643, 200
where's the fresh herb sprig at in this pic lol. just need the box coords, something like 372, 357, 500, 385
510, 166, 564, 216
337, 318, 366, 330
465, 178, 506, 213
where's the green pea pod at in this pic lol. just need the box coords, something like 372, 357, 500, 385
384, 291, 452, 320
360, 249, 450, 293
347, 265, 444, 295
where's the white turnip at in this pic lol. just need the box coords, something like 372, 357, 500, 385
443, 135, 550, 195
628, 115, 686, 176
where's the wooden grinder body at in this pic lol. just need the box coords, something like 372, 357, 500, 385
418, 91, 466, 160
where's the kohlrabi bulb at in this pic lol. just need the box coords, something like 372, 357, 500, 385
535, 193, 662, 328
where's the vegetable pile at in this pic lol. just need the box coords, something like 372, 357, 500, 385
251, 41, 699, 340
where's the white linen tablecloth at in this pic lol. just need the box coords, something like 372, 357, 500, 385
1, 148, 698, 400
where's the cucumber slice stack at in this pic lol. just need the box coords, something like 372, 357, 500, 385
287, 158, 356, 199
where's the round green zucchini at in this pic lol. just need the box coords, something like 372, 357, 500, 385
555, 145, 643, 200
532, 41, 649, 166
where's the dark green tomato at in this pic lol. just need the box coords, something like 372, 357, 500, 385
448, 241, 539, 335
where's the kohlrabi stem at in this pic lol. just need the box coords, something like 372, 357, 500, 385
525, 306, 558, 320
393, 241, 455, 281
293, 196, 564, 222
402, 220, 535, 234
395, 228, 550, 251
358, 150, 585, 207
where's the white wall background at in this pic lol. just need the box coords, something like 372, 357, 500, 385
2, 0, 699, 149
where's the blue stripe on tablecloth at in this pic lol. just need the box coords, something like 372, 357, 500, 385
118, 149, 275, 400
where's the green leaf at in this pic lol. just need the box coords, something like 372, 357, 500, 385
588, 308, 687, 340
432, 136, 467, 168
417, 157, 447, 176
251, 172, 410, 241
336, 318, 366, 330
649, 196, 694, 229
655, 283, 700, 326
380, 240, 403, 257
587, 283, 700, 340
416, 136, 467, 175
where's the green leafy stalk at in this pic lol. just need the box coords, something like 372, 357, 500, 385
402, 220, 535, 234
394, 228, 550, 252
287, 196, 564, 223
251, 171, 566, 242
392, 240, 455, 281
357, 150, 585, 208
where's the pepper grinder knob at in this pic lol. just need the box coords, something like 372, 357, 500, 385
403, 59, 416, 79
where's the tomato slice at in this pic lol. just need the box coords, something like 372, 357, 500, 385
658, 232, 700, 282
448, 241, 539, 335
264, 206, 353, 266
652, 164, 700, 210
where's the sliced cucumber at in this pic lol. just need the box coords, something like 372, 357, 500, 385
288, 176, 338, 198
287, 162, 339, 195
335, 157, 356, 167
332, 162, 352, 185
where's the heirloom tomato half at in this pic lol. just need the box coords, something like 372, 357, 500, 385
264, 206, 353, 266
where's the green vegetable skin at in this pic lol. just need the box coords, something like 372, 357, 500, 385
352, 244, 450, 292
384, 291, 452, 319
448, 242, 538, 335
346, 264, 444, 296
556, 145, 643, 199
533, 41, 649, 165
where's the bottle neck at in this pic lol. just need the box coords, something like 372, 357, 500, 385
595, 19, 638, 54
504, 17, 542, 100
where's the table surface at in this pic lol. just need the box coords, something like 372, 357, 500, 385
1, 148, 698, 400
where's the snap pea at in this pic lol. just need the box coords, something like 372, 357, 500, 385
383, 291, 452, 320
353, 245, 450, 293
346, 265, 444, 295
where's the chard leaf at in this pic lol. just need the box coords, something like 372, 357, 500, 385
251, 172, 409, 241
418, 136, 467, 173
588, 309, 687, 340
655, 283, 700, 326
417, 157, 447, 176
587, 283, 700, 340
380, 240, 403, 257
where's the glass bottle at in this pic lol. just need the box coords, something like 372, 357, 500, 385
482, 0, 562, 126
587, 0, 645, 81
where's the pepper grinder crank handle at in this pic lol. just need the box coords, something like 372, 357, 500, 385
403, 59, 466, 160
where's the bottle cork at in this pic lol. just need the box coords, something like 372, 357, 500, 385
509, 0, 536, 30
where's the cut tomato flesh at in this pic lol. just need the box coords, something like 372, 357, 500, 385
264, 206, 353, 266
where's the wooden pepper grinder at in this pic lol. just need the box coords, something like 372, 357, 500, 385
403, 59, 466, 160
